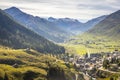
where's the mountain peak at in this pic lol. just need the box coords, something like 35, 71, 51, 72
59, 17, 79, 22
4, 6, 23, 15
48, 17, 56, 22
6, 6, 20, 11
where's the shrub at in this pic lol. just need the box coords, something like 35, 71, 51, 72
0, 69, 5, 80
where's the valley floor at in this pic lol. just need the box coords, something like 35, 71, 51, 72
62, 34, 120, 55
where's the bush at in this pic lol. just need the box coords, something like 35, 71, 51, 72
0, 69, 5, 80
23, 70, 39, 80
0, 56, 23, 65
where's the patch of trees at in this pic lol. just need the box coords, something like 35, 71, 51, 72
47, 66, 66, 80
103, 57, 120, 72
0, 58, 23, 65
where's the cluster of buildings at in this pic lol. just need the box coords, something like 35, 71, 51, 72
63, 50, 120, 79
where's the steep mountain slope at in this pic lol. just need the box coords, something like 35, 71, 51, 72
87, 10, 120, 39
71, 15, 107, 32
0, 9, 65, 54
5, 7, 70, 43
82, 15, 107, 30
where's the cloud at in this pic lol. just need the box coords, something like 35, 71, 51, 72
0, 0, 120, 22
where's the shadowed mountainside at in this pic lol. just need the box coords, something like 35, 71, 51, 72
5, 7, 71, 43
0, 9, 65, 54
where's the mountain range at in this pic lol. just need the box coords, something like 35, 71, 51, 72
48, 17, 83, 33
1, 6, 120, 53
5, 7, 71, 43
0, 9, 65, 54
4, 7, 107, 42
87, 10, 120, 39
48, 15, 107, 34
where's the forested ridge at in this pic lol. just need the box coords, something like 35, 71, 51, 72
0, 9, 65, 54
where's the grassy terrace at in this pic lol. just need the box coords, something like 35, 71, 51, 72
0, 47, 80, 80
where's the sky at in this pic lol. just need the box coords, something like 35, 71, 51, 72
0, 0, 120, 22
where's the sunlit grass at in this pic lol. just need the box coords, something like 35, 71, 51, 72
62, 33, 120, 55
0, 47, 78, 80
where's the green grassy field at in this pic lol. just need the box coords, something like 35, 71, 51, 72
62, 34, 120, 55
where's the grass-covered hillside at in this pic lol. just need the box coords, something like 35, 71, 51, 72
0, 9, 65, 54
87, 10, 120, 39
0, 47, 84, 80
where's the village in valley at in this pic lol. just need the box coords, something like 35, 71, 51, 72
60, 49, 120, 79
